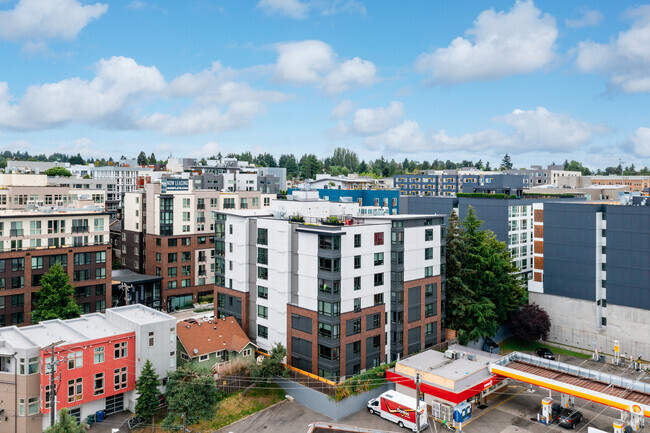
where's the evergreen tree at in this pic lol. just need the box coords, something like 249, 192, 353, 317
148, 152, 157, 165
279, 154, 299, 178
485, 161, 491, 171
250, 343, 288, 382
299, 154, 322, 179
137, 151, 148, 166
444, 212, 474, 332
45, 408, 88, 432
163, 364, 223, 426
355, 160, 368, 174
500, 153, 513, 170
135, 360, 161, 423
32, 263, 82, 323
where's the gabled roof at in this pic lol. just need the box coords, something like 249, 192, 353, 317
177, 316, 254, 358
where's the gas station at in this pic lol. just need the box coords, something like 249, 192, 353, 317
388, 343, 650, 432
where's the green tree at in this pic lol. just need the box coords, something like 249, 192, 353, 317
330, 147, 359, 172
250, 343, 288, 382
32, 263, 82, 322
45, 408, 88, 432
500, 153, 513, 170
355, 160, 368, 174
254, 152, 277, 167
148, 152, 157, 165
163, 364, 223, 426
299, 154, 322, 179
135, 360, 161, 423
68, 153, 85, 165
446, 207, 526, 344
279, 154, 299, 178
564, 160, 592, 175
137, 151, 148, 166
43, 167, 72, 177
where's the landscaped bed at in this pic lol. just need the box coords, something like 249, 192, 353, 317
500, 337, 591, 359
190, 383, 286, 431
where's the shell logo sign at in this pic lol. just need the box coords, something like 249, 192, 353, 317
632, 404, 642, 414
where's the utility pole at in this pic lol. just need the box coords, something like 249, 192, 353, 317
45, 340, 64, 428
416, 370, 421, 432
12, 352, 17, 433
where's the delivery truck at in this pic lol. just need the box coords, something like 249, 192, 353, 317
367, 391, 428, 431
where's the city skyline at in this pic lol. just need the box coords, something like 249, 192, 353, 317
1, 1, 650, 169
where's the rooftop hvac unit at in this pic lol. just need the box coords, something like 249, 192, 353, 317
445, 350, 456, 359
467, 354, 477, 361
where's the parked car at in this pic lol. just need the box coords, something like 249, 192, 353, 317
557, 408, 583, 429
202, 314, 214, 322
183, 318, 198, 325
536, 347, 555, 360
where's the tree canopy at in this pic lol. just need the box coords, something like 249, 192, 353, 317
135, 360, 161, 422
45, 408, 88, 433
445, 207, 527, 344
500, 153, 513, 170
163, 364, 224, 426
32, 263, 83, 323
43, 167, 72, 177
509, 303, 551, 343
250, 343, 288, 382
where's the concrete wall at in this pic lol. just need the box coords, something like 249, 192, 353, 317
276, 377, 395, 420
530, 292, 650, 358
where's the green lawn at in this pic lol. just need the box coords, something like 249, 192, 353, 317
500, 337, 592, 359
191, 383, 286, 431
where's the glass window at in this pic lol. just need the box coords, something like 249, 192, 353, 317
374, 273, 384, 286
94, 373, 104, 396
94, 347, 105, 364
258, 324, 268, 339
354, 255, 361, 269
354, 234, 361, 248
114, 341, 127, 359
374, 232, 384, 246
258, 305, 268, 319
258, 286, 268, 299
374, 252, 384, 266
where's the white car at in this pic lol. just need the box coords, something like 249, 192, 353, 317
202, 314, 214, 322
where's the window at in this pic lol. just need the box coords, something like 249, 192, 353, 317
392, 251, 404, 265
354, 276, 361, 291
354, 255, 361, 269
353, 341, 361, 354
95, 268, 106, 279
181, 251, 191, 261
374, 293, 384, 305
114, 341, 127, 359
73, 269, 90, 282
96, 251, 106, 264
168, 253, 177, 263
114, 367, 128, 390
425, 303, 436, 317
31, 256, 44, 270
28, 396, 39, 415
318, 322, 340, 339
258, 324, 268, 339
181, 352, 190, 361
425, 283, 436, 297
318, 301, 340, 317
258, 267, 268, 280
354, 297, 361, 311
425, 229, 434, 241
318, 344, 339, 361
257, 228, 268, 245
95, 300, 106, 312
94, 373, 104, 395
168, 267, 177, 277
425, 248, 433, 260
374, 273, 384, 286
168, 281, 177, 289
374, 232, 384, 246
257, 247, 268, 265
391, 231, 403, 245
350, 318, 361, 335
149, 332, 155, 347
374, 252, 384, 266
67, 351, 83, 369
425, 266, 434, 277
74, 252, 91, 265
68, 378, 83, 402
258, 286, 268, 299
183, 198, 191, 208
12, 258, 24, 271
425, 323, 434, 335
94, 347, 105, 364
354, 234, 361, 248
258, 305, 268, 319
198, 354, 209, 362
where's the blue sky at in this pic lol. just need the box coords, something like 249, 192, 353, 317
1, 0, 650, 170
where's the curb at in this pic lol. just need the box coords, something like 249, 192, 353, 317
214, 398, 290, 432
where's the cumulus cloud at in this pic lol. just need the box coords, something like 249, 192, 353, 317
565, 8, 603, 28
274, 40, 376, 93
367, 107, 608, 155
575, 5, 650, 93
629, 127, 650, 157
0, 57, 289, 135
351, 102, 404, 135
330, 100, 356, 119
415, 0, 557, 84
0, 0, 107, 45
257, 0, 365, 19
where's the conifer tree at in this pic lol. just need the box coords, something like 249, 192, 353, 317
32, 263, 82, 323
135, 360, 161, 425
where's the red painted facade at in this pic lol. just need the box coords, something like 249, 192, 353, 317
39, 332, 136, 414
386, 370, 505, 405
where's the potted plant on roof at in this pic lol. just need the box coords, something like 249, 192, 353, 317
324, 215, 343, 226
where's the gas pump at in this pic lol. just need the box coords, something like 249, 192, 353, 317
560, 393, 574, 408
540, 397, 553, 425
613, 419, 627, 433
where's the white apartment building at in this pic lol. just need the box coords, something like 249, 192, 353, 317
70, 165, 154, 208
0, 174, 107, 210
215, 191, 445, 380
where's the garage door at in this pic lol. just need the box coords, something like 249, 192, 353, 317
106, 393, 124, 414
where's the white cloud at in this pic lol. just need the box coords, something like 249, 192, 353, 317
352, 101, 404, 135
0, 0, 107, 45
257, 0, 309, 19
257, 0, 365, 19
415, 0, 557, 84
274, 40, 376, 93
630, 127, 650, 157
368, 107, 607, 155
575, 6, 650, 93
565, 8, 603, 28
330, 100, 355, 119
0, 57, 289, 135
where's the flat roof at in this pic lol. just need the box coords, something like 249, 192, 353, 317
398, 344, 500, 382
19, 314, 128, 347
112, 269, 163, 284
107, 304, 174, 325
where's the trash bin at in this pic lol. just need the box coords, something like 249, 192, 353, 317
87, 414, 95, 426
96, 410, 105, 422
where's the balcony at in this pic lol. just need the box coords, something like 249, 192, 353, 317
197, 204, 205, 210
71, 226, 89, 233
10, 229, 24, 236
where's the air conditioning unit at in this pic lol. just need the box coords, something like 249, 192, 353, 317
445, 350, 456, 359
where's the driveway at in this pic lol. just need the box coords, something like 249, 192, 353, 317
88, 411, 132, 433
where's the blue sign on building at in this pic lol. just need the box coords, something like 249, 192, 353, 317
162, 178, 189, 193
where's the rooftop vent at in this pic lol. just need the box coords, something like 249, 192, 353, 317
193, 348, 198, 355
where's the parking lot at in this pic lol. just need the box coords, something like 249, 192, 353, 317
218, 382, 625, 433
